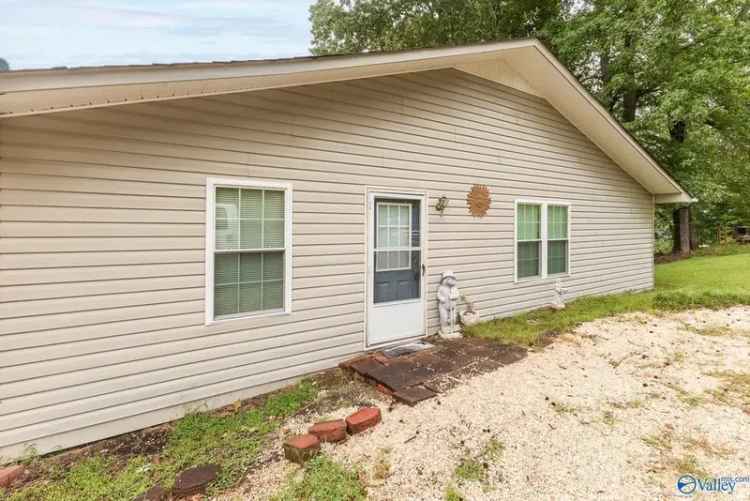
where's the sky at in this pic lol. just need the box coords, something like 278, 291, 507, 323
0, 0, 316, 70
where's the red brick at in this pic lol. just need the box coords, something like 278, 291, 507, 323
375, 384, 394, 396
373, 353, 390, 365
134, 484, 168, 501
339, 355, 368, 370
283, 434, 320, 464
0, 465, 24, 488
172, 465, 219, 498
308, 419, 347, 443
346, 407, 382, 434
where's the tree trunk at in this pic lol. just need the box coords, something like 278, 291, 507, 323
622, 89, 638, 123
678, 206, 691, 257
689, 207, 698, 250
672, 209, 681, 254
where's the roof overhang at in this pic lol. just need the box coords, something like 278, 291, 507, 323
0, 39, 693, 203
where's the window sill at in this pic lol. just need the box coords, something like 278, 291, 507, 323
206, 308, 291, 326
514, 273, 570, 284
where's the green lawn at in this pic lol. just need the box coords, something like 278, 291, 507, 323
465, 250, 750, 346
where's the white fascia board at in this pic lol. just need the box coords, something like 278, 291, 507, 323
0, 41, 535, 117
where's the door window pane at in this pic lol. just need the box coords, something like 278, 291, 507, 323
373, 199, 421, 303
375, 202, 413, 271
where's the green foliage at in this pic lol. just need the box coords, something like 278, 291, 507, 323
465, 252, 750, 345
309, 0, 565, 55
453, 457, 487, 483
445, 484, 466, 501
693, 243, 750, 258
656, 253, 750, 292
3, 381, 318, 501
4, 457, 153, 501
465, 291, 653, 345
271, 455, 366, 501
309, 0, 750, 242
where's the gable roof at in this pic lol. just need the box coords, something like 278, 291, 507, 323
0, 39, 692, 203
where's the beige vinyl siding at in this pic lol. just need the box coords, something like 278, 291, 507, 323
0, 69, 654, 459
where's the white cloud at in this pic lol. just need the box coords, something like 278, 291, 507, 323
0, 0, 316, 69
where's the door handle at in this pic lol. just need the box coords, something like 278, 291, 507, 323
421, 264, 426, 276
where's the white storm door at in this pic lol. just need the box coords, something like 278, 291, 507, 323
366, 192, 425, 347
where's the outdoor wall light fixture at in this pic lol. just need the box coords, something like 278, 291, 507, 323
435, 195, 449, 214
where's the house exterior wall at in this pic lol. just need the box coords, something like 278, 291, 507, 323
0, 69, 654, 459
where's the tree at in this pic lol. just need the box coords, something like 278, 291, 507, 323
309, 0, 750, 246
0, 58, 9, 72
309, 0, 567, 55
548, 0, 750, 245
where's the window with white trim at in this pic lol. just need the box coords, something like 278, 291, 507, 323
516, 201, 570, 280
207, 180, 291, 321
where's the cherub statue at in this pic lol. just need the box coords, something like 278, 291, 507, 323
437, 270, 461, 338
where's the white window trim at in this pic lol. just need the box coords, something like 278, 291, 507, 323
205, 177, 293, 325
514, 199, 572, 283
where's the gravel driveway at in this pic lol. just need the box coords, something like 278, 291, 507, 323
230, 307, 750, 500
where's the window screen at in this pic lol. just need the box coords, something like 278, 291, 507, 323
517, 204, 542, 279
213, 187, 285, 318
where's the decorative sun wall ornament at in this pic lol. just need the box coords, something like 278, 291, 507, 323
467, 184, 491, 217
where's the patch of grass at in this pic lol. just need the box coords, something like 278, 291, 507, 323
670, 351, 687, 364
693, 243, 750, 258
551, 402, 579, 415
653, 290, 750, 311
445, 484, 466, 501
271, 455, 366, 501
693, 325, 734, 337
601, 410, 617, 426
669, 454, 708, 478
664, 382, 706, 408
453, 457, 487, 484
450, 439, 503, 492
4, 457, 153, 501
466, 253, 750, 346
154, 379, 317, 492
5, 381, 318, 501
691, 325, 750, 338
611, 399, 644, 410
372, 448, 391, 481
465, 292, 653, 346
481, 439, 505, 461
679, 393, 707, 408
642, 430, 674, 452
685, 437, 735, 459
707, 371, 750, 408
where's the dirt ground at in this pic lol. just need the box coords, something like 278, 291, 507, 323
225, 307, 750, 500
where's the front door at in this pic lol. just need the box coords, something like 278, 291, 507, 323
366, 191, 425, 347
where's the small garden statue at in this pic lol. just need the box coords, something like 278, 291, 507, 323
551, 279, 568, 310
459, 294, 480, 327
437, 270, 461, 338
